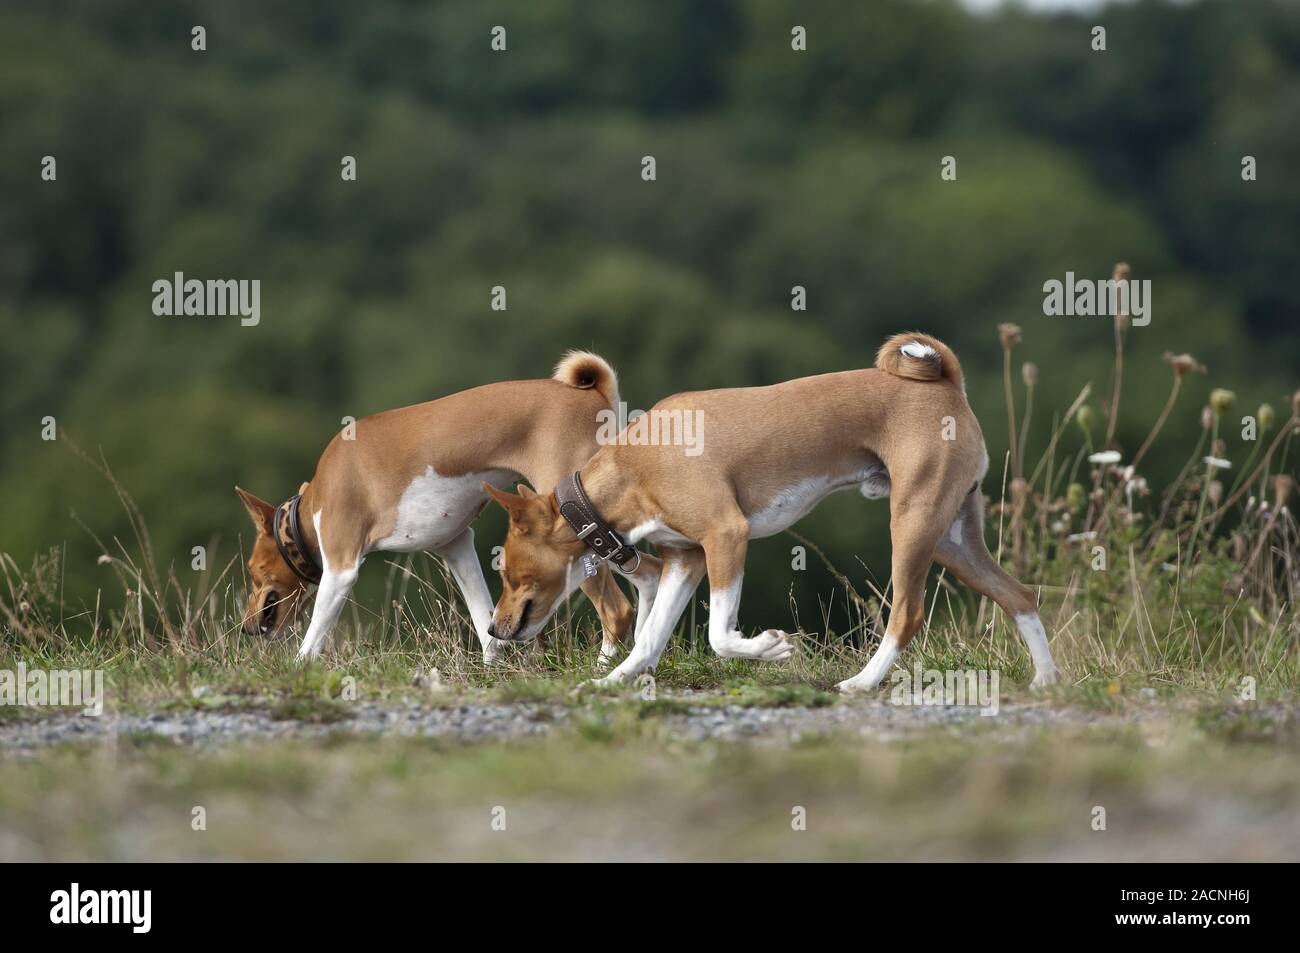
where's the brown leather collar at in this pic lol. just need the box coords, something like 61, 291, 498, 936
555, 471, 640, 573
272, 494, 322, 585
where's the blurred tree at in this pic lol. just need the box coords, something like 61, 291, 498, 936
0, 0, 1295, 628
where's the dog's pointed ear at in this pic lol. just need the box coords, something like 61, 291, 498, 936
235, 486, 276, 536
515, 483, 537, 500
482, 482, 524, 512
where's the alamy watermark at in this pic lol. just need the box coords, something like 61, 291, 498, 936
50, 883, 151, 933
0, 661, 104, 716
890, 664, 1000, 716
152, 272, 260, 326
597, 402, 704, 457
1042, 271, 1150, 326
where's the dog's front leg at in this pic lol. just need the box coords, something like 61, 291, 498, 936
624, 552, 662, 643
702, 526, 796, 662
436, 528, 505, 664
296, 565, 358, 661
590, 549, 701, 687
580, 563, 638, 670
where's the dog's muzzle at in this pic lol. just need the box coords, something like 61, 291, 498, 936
489, 599, 532, 641
245, 591, 279, 636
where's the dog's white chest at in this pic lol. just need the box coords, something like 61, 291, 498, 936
373, 467, 515, 553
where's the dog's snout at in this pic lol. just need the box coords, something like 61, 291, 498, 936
257, 592, 278, 635
488, 598, 532, 642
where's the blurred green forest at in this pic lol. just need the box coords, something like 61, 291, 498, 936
1, 0, 1298, 632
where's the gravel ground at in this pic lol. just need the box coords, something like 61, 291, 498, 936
0, 694, 1199, 753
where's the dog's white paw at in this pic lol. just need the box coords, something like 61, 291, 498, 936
716, 629, 797, 662
585, 668, 630, 690
835, 676, 875, 695
752, 629, 796, 662
1030, 668, 1059, 690
482, 638, 506, 666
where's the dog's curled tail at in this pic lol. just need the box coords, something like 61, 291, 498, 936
875, 332, 963, 388
554, 350, 620, 408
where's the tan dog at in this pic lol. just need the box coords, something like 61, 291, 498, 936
483, 333, 1059, 691
235, 352, 633, 664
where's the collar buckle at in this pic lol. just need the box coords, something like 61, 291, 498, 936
555, 472, 640, 575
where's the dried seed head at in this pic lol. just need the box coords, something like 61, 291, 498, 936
1076, 404, 1095, 432
1208, 480, 1223, 506
1162, 352, 1206, 379
1274, 474, 1295, 509
1112, 262, 1131, 282
1022, 362, 1038, 387
1200, 406, 1213, 430
998, 322, 1022, 350
1209, 388, 1236, 416
1258, 403, 1276, 431
1232, 535, 1247, 561
1067, 483, 1086, 510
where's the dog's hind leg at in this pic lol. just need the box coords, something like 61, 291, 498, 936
702, 518, 796, 662
837, 494, 949, 693
933, 490, 1059, 687
436, 527, 504, 665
